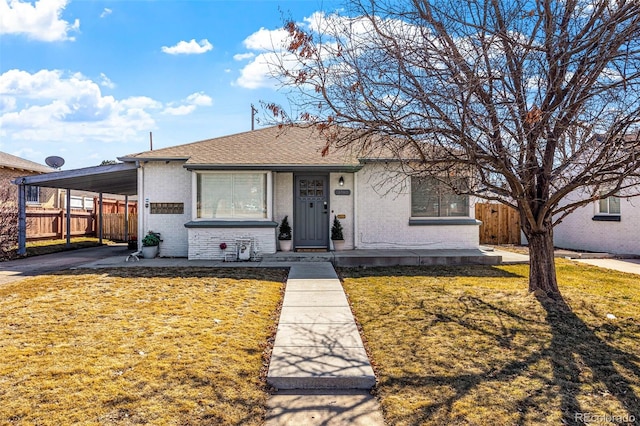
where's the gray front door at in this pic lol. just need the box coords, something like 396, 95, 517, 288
294, 175, 329, 249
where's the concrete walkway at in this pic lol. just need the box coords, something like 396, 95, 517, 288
265, 263, 384, 425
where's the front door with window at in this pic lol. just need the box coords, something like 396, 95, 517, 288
294, 175, 329, 249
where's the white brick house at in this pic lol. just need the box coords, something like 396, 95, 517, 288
119, 126, 481, 260
554, 188, 640, 257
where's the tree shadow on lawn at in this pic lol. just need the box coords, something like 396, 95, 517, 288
537, 295, 640, 424
378, 294, 640, 425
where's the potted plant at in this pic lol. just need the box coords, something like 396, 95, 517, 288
331, 215, 345, 251
141, 231, 160, 258
278, 215, 293, 252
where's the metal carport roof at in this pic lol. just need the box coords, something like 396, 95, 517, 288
13, 162, 138, 196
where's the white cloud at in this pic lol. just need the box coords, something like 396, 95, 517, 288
235, 24, 300, 89
100, 8, 112, 18
99, 73, 115, 89
0, 69, 162, 145
162, 91, 213, 115
235, 52, 284, 89
186, 92, 212, 106
0, 0, 80, 42
233, 52, 255, 61
161, 39, 213, 55
243, 27, 288, 51
0, 96, 16, 113
163, 105, 196, 116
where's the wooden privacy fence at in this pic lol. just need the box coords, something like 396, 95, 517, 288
475, 203, 521, 245
26, 209, 137, 241
102, 213, 138, 241
27, 209, 94, 240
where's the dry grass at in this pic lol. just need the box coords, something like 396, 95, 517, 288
0, 267, 286, 425
340, 260, 640, 426
25, 237, 111, 257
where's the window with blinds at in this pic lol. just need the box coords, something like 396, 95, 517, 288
196, 172, 267, 219
411, 177, 469, 218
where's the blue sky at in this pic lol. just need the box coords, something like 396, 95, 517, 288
0, 0, 339, 169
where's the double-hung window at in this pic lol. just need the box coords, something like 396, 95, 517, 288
25, 185, 40, 204
196, 172, 268, 219
598, 192, 620, 215
411, 177, 469, 218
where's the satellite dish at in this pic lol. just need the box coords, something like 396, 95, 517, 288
45, 156, 65, 169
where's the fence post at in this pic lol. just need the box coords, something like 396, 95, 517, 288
65, 189, 71, 247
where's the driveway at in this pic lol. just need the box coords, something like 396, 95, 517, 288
0, 245, 130, 286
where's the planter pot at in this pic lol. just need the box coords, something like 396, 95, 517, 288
332, 239, 345, 251
279, 239, 292, 252
141, 245, 159, 259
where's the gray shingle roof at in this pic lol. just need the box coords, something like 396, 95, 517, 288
0, 151, 52, 173
119, 126, 362, 168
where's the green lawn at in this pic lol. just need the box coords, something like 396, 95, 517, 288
340, 260, 640, 426
0, 267, 286, 425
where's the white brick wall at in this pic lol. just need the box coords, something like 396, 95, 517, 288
355, 164, 479, 249
137, 161, 480, 257
274, 172, 293, 234
329, 172, 354, 249
188, 227, 277, 260
554, 190, 640, 256
140, 162, 191, 257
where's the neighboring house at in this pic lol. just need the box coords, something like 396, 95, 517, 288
119, 126, 481, 260
554, 190, 640, 256
0, 151, 58, 207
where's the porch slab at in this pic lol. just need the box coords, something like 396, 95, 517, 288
262, 248, 503, 267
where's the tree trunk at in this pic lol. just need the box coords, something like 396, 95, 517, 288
526, 228, 561, 297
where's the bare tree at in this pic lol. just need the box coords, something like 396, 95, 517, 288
266, 0, 640, 297
0, 185, 19, 260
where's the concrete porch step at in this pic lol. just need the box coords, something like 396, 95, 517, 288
262, 249, 503, 267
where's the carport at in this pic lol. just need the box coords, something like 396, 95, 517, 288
12, 162, 138, 255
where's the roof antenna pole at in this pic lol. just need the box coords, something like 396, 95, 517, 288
251, 104, 258, 131
149, 132, 153, 151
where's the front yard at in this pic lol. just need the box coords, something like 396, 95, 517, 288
2, 260, 638, 425
0, 267, 286, 425
340, 260, 640, 425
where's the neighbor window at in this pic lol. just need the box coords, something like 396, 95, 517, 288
25, 185, 40, 204
411, 177, 469, 217
196, 172, 268, 219
599, 193, 620, 215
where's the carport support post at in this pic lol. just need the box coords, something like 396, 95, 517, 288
124, 195, 129, 242
17, 183, 27, 256
98, 193, 103, 244
66, 189, 71, 248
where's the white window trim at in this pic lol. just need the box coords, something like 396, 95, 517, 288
192, 170, 273, 221
596, 191, 621, 216
410, 176, 471, 219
